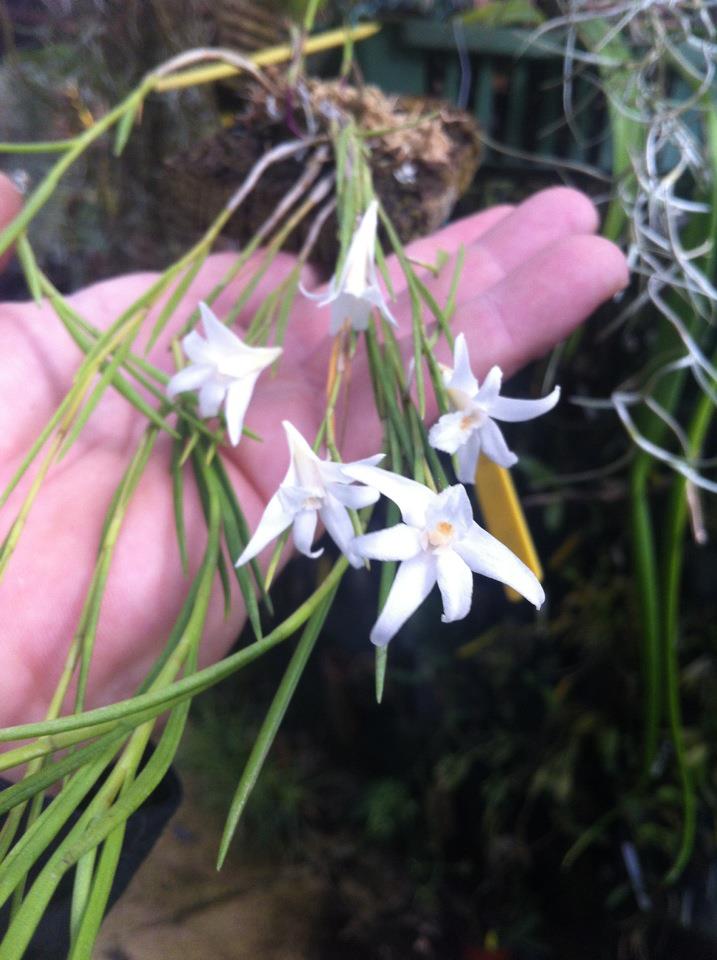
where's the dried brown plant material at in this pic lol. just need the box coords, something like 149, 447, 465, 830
166, 74, 482, 265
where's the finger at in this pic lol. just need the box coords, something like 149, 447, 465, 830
414, 186, 601, 306
291, 187, 605, 363
450, 233, 629, 377
332, 233, 627, 464
382, 203, 515, 289
0, 173, 23, 271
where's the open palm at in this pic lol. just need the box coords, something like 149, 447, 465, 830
0, 180, 627, 732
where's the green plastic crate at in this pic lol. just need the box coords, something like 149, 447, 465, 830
356, 22, 612, 172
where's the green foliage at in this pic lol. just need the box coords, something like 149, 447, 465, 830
462, 0, 544, 28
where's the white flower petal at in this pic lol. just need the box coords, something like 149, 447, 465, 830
340, 465, 433, 528
166, 363, 213, 399
321, 453, 385, 487
299, 277, 335, 305
200, 301, 243, 353
448, 333, 478, 396
436, 550, 473, 622
426, 484, 474, 533
475, 365, 503, 404
220, 344, 280, 380
235, 492, 295, 567
320, 495, 361, 567
353, 453, 385, 469
362, 286, 398, 327
329, 293, 372, 334
328, 482, 380, 509
283, 420, 318, 463
338, 200, 378, 291
182, 331, 216, 366
292, 508, 322, 559
480, 418, 518, 468
282, 421, 323, 490
370, 554, 437, 647
428, 411, 472, 455
352, 524, 422, 561
489, 386, 561, 422
455, 430, 482, 484
454, 524, 544, 608
198, 378, 226, 418
224, 376, 256, 446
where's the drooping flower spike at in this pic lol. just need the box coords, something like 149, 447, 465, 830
303, 199, 397, 334
167, 302, 281, 446
428, 333, 560, 482
344, 465, 544, 647
236, 421, 384, 569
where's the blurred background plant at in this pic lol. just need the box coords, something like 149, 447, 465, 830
1, 1, 717, 959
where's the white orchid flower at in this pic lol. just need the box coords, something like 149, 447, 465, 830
236, 421, 384, 568
167, 302, 281, 446
343, 465, 544, 647
428, 334, 560, 482
305, 200, 397, 334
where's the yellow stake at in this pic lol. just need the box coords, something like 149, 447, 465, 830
153, 22, 382, 93
473, 455, 543, 603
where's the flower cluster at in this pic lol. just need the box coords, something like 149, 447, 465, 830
168, 205, 560, 648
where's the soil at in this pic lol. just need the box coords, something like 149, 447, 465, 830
94, 769, 327, 960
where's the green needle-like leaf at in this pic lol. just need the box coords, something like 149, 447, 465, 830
375, 645, 388, 704
15, 233, 42, 304
217, 589, 335, 868
171, 435, 190, 576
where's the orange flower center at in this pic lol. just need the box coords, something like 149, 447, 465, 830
427, 520, 455, 548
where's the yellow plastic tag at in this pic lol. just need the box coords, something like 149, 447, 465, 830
473, 455, 542, 602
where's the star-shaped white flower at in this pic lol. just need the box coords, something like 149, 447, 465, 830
428, 334, 560, 482
235, 421, 384, 568
304, 200, 397, 334
343, 465, 544, 647
166, 302, 281, 446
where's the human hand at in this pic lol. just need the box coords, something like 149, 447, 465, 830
0, 176, 627, 730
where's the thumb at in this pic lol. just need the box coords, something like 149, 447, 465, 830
0, 172, 23, 272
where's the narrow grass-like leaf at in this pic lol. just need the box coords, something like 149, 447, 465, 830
375, 646, 388, 704
373, 500, 400, 703
273, 268, 301, 347
144, 254, 206, 356
112, 92, 142, 157
0, 702, 188, 959
215, 478, 263, 641
74, 428, 159, 711
191, 445, 234, 616
443, 245, 464, 324
365, 324, 412, 460
0, 740, 120, 910
211, 453, 272, 615
69, 849, 97, 947
0, 77, 153, 258
0, 726, 132, 818
15, 232, 42, 304
171, 435, 190, 576
69, 832, 121, 960
0, 557, 350, 746
216, 548, 233, 619
0, 396, 70, 510
217, 589, 335, 868
0, 433, 63, 581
